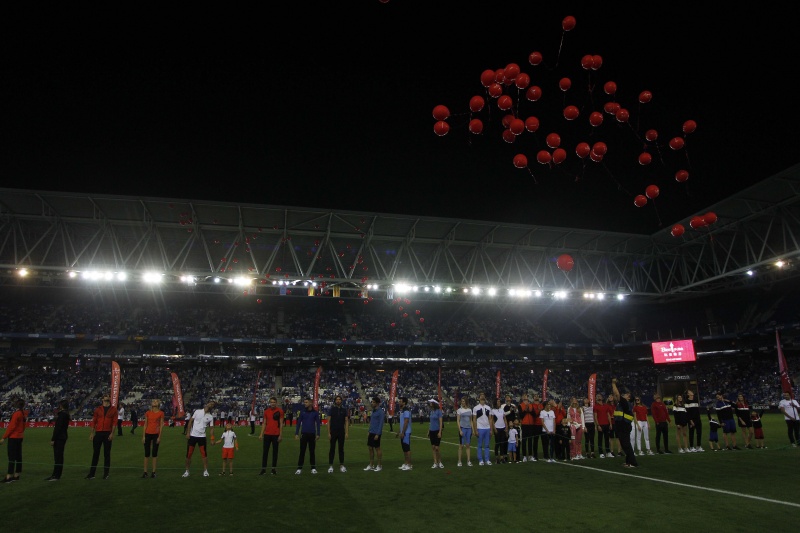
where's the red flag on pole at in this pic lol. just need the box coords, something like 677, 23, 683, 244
313, 366, 322, 410
389, 370, 399, 417
438, 367, 443, 409
110, 361, 121, 408
778, 330, 795, 399
588, 373, 597, 407
542, 368, 549, 401
171, 372, 185, 418
496, 370, 501, 400
251, 371, 262, 413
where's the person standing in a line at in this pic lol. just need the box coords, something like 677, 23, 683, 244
214, 422, 239, 476
117, 403, 125, 437
736, 393, 754, 449
714, 392, 740, 450
294, 397, 321, 475
183, 400, 216, 478
672, 394, 690, 453
568, 397, 585, 460
456, 397, 473, 467
259, 397, 284, 475
142, 398, 165, 478
594, 394, 612, 458
86, 395, 116, 479
581, 396, 596, 458
249, 407, 257, 436
47, 400, 70, 481
0, 398, 27, 483
518, 393, 536, 462
472, 393, 492, 466
650, 393, 672, 454
632, 397, 654, 455
611, 379, 638, 468
396, 397, 413, 470
327, 395, 350, 473
428, 399, 444, 469
686, 389, 704, 452
130, 404, 139, 435
491, 397, 508, 464
539, 400, 556, 463
364, 396, 385, 472
778, 391, 800, 447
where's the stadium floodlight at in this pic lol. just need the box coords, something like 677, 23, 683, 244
487, 287, 497, 296
616, 293, 625, 301
213, 277, 221, 283
423, 286, 430, 292
554, 291, 567, 299
471, 287, 481, 295
116, 272, 127, 281
746, 270, 754, 276
596, 293, 605, 300
534, 290, 542, 297
395, 283, 410, 293
776, 260, 785, 268
142, 272, 164, 283
433, 286, 441, 293
17, 268, 29, 277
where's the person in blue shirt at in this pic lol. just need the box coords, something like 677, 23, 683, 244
428, 399, 444, 468
364, 396, 385, 472
294, 397, 321, 475
396, 397, 413, 470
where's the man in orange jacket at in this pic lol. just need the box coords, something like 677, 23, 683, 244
1, 398, 27, 483
86, 394, 117, 480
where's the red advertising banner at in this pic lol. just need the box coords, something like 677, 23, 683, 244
778, 330, 794, 399
542, 368, 549, 401
389, 370, 399, 417
313, 366, 322, 410
110, 361, 121, 408
171, 372, 185, 418
496, 370, 501, 400
588, 373, 596, 407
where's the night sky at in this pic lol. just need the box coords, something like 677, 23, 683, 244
4, 2, 799, 234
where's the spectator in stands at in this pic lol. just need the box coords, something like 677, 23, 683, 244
1, 398, 26, 483
46, 399, 70, 481
142, 399, 164, 478
428, 399, 444, 469
685, 389, 703, 452
259, 397, 283, 476
327, 395, 350, 474
651, 393, 672, 454
86, 394, 117, 480
778, 391, 800, 447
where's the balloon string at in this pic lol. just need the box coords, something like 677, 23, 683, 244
601, 163, 633, 197
652, 199, 663, 228
554, 31, 565, 69
527, 167, 538, 184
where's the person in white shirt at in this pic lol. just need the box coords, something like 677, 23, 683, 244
183, 401, 217, 477
456, 397, 473, 467
117, 405, 125, 437
507, 420, 520, 463
539, 400, 557, 462
471, 393, 492, 465
778, 392, 800, 447
491, 397, 508, 464
214, 422, 239, 475
249, 408, 257, 436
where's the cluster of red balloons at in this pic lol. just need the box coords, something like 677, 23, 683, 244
670, 211, 718, 237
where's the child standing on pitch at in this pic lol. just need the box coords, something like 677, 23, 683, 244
508, 420, 519, 463
707, 411, 722, 451
215, 422, 239, 475
751, 410, 767, 449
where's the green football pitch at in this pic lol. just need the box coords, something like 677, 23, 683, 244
1, 415, 799, 532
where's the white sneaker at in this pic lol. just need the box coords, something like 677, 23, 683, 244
340, 465, 347, 473
363, 465, 374, 471
696, 447, 704, 452
531, 457, 537, 462
522, 456, 527, 462
457, 462, 462, 467
548, 459, 555, 463
399, 464, 411, 471
479, 461, 485, 466
182, 471, 189, 478
607, 453, 615, 458
327, 466, 334, 474
688, 447, 696, 452
438, 462, 444, 468
599, 454, 605, 458
486, 461, 492, 465
311, 469, 318, 475
203, 471, 209, 477
679, 448, 685, 453
467, 461, 473, 466
431, 464, 438, 469
295, 469, 302, 475
374, 465, 382, 472
647, 450, 655, 455
638, 451, 644, 456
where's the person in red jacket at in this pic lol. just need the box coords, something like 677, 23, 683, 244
1, 398, 27, 483
650, 393, 672, 454
86, 394, 117, 480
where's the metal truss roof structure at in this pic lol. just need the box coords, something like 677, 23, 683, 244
1, 163, 798, 303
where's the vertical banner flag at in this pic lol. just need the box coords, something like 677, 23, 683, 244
777, 330, 794, 399
496, 370, 501, 400
438, 367, 443, 410
588, 373, 597, 407
389, 370, 399, 417
542, 368, 549, 401
171, 372, 185, 418
251, 371, 262, 413
110, 361, 121, 408
313, 366, 322, 410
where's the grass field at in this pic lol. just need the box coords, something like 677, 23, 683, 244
1, 414, 798, 532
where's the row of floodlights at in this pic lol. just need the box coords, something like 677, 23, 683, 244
393, 283, 626, 300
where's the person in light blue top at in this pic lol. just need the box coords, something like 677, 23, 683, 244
364, 396, 385, 472
428, 399, 444, 468
396, 397, 413, 470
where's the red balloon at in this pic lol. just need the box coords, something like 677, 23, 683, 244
703, 212, 718, 225
591, 55, 603, 70
580, 55, 593, 70
488, 83, 503, 98
557, 254, 574, 272
469, 95, 485, 112
546, 132, 561, 149
494, 69, 506, 83
589, 111, 603, 127
419, 318, 425, 323
552, 148, 567, 164
615, 108, 630, 123
513, 154, 528, 168
645, 129, 658, 142
563, 105, 579, 120
559, 77, 572, 91
604, 101, 620, 115
675, 169, 689, 182
671, 224, 685, 237
504, 63, 520, 80
526, 86, 542, 101
638, 90, 653, 103
669, 137, 685, 150
536, 150, 552, 164
683, 120, 697, 134
603, 81, 617, 95
509, 118, 525, 135
515, 72, 530, 89
432, 105, 450, 121
502, 129, 516, 144
528, 51, 543, 66
501, 114, 515, 128
524, 116, 540, 132
638, 152, 652, 166
468, 118, 484, 134
645, 185, 660, 199
634, 195, 648, 207
689, 216, 706, 229
433, 121, 449, 136
575, 142, 591, 158
592, 141, 608, 155
256, 299, 262, 304
498, 95, 513, 110
589, 151, 604, 163
338, 300, 344, 304
562, 16, 576, 31
480, 69, 496, 88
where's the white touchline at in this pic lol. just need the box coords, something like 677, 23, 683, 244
564, 463, 800, 508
